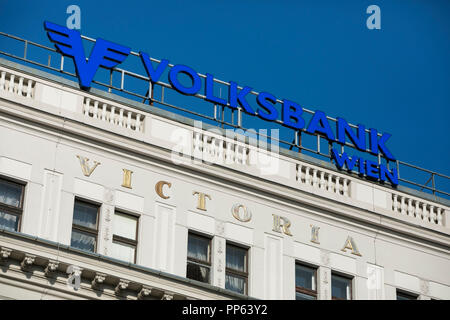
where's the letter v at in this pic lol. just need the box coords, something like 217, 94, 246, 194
77, 155, 101, 177
140, 51, 169, 83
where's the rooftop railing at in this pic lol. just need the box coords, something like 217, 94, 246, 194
0, 30, 448, 200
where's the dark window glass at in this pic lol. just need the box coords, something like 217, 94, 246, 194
186, 233, 211, 284
73, 201, 98, 229
225, 273, 246, 294
332, 274, 352, 300
296, 292, 316, 300
187, 263, 210, 283
295, 263, 317, 300
397, 290, 418, 300
70, 229, 96, 252
225, 243, 248, 295
0, 178, 24, 232
0, 180, 22, 207
187, 233, 210, 262
0, 210, 20, 231
71, 199, 99, 253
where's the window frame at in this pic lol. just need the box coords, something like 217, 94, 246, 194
186, 231, 212, 284
396, 289, 419, 300
111, 210, 139, 264
0, 176, 26, 232
331, 272, 353, 300
71, 198, 100, 253
295, 262, 318, 300
225, 241, 249, 295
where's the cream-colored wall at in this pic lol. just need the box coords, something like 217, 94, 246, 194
0, 65, 449, 300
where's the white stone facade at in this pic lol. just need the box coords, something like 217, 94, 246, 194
0, 60, 449, 300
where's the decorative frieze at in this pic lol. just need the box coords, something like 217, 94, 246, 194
20, 254, 36, 271
115, 279, 130, 294
0, 247, 12, 265
44, 259, 59, 277
92, 272, 107, 289
138, 285, 152, 300
161, 292, 174, 300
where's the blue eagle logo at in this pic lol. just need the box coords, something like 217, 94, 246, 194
44, 21, 130, 89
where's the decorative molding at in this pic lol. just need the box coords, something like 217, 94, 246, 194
104, 189, 115, 204
320, 250, 330, 266
92, 272, 107, 289
217, 259, 223, 273
215, 222, 225, 236
138, 285, 152, 300
0, 247, 12, 265
115, 279, 130, 294
161, 292, 174, 300
420, 279, 429, 296
44, 259, 59, 277
20, 254, 36, 271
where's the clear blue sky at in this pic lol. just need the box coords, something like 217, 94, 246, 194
0, 0, 449, 194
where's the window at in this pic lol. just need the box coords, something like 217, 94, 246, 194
0, 178, 25, 232
295, 263, 317, 300
225, 243, 248, 295
397, 290, 418, 300
111, 211, 138, 263
186, 232, 211, 284
332, 273, 352, 300
70, 199, 100, 253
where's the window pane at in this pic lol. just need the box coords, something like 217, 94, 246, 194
71, 229, 96, 252
0, 180, 22, 208
0, 210, 19, 231
332, 274, 351, 300
113, 212, 137, 240
295, 264, 316, 290
111, 241, 135, 263
225, 274, 246, 295
187, 234, 210, 262
73, 201, 98, 229
186, 262, 210, 283
397, 291, 417, 300
296, 292, 316, 300
226, 244, 247, 272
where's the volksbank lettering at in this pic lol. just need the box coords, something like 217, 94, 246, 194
43, 21, 398, 185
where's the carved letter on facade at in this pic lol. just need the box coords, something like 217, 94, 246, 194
121, 169, 133, 189
155, 181, 172, 199
192, 191, 211, 211
77, 155, 100, 177
310, 225, 320, 244
341, 236, 362, 256
231, 204, 252, 222
272, 214, 292, 236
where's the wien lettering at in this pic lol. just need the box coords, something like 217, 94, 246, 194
331, 148, 398, 185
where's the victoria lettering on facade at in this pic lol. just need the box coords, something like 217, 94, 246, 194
44, 21, 398, 185
76, 154, 363, 257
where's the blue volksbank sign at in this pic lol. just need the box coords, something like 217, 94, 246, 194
44, 21, 398, 186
